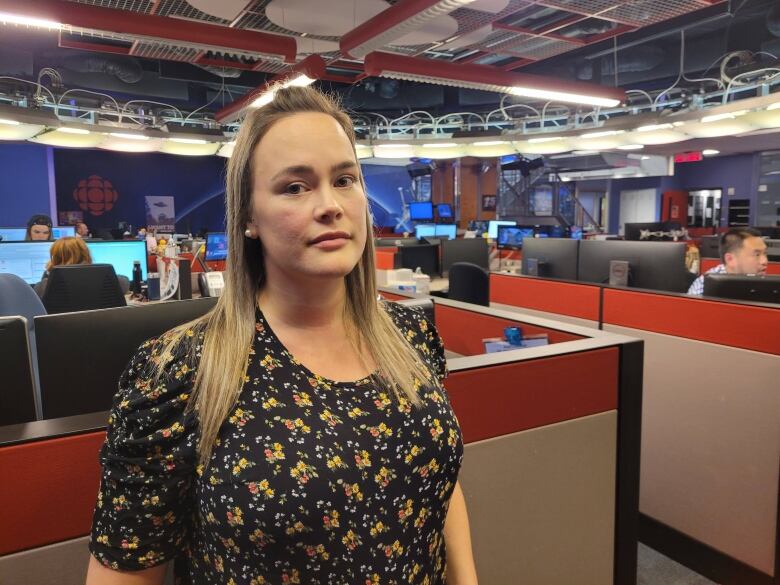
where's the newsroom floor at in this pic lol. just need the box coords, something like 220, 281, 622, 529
637, 543, 718, 585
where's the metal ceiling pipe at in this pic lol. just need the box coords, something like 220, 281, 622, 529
0, 0, 297, 62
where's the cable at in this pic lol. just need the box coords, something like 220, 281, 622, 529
123, 99, 185, 122
722, 68, 780, 103
0, 76, 56, 105
56, 88, 123, 122
182, 73, 226, 124
625, 89, 653, 108
654, 30, 685, 106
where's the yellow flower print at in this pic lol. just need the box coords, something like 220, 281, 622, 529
374, 466, 396, 488
282, 418, 311, 433
228, 407, 255, 427
232, 457, 254, 476
249, 528, 275, 549
247, 479, 274, 499
264, 442, 285, 463
262, 396, 284, 410
281, 569, 301, 584
326, 454, 346, 470
368, 422, 393, 438
284, 521, 307, 536
343, 482, 364, 501
292, 392, 312, 407
354, 450, 371, 469
369, 521, 387, 537
373, 392, 392, 409
404, 445, 422, 464
347, 406, 367, 419
323, 509, 340, 529
398, 498, 414, 522
448, 428, 458, 447
319, 409, 342, 427
418, 458, 440, 478
342, 529, 362, 550
289, 460, 318, 484
383, 539, 404, 558
414, 507, 430, 529
226, 507, 243, 527
250, 578, 267, 585
259, 354, 282, 371
430, 418, 444, 440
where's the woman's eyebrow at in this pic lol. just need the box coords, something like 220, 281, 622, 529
270, 161, 357, 183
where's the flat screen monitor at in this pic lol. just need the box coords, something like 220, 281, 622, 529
497, 226, 534, 250
699, 235, 720, 259
86, 240, 148, 281
703, 274, 780, 304
441, 237, 489, 276
488, 220, 517, 240
549, 225, 565, 238
0, 241, 53, 284
570, 226, 583, 240
52, 226, 76, 239
398, 243, 438, 276
205, 232, 228, 261
436, 204, 453, 219
578, 240, 690, 292
409, 202, 434, 221
434, 224, 456, 240
521, 238, 579, 280
0, 227, 27, 242
414, 224, 437, 240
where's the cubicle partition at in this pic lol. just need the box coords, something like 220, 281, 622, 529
0, 296, 644, 585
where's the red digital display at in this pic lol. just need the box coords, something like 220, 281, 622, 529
674, 151, 703, 163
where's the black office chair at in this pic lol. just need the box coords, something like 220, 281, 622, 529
448, 262, 490, 306
41, 264, 127, 314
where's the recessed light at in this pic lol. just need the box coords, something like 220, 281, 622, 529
527, 136, 562, 143
422, 143, 457, 148
59, 127, 91, 135
701, 110, 747, 123
636, 123, 674, 132
702, 149, 720, 156
580, 130, 625, 139
0, 118, 20, 126
472, 140, 508, 146
168, 137, 208, 145
617, 144, 644, 150
109, 132, 149, 141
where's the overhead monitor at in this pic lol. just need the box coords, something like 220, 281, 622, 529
409, 202, 434, 221
414, 224, 437, 240
436, 204, 453, 219
496, 226, 534, 250
703, 274, 780, 304
52, 226, 76, 239
487, 220, 517, 239
0, 227, 26, 242
205, 232, 228, 261
86, 240, 148, 281
521, 238, 579, 280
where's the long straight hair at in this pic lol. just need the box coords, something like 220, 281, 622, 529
154, 86, 436, 466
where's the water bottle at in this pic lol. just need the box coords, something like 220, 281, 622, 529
131, 260, 142, 294
413, 267, 430, 295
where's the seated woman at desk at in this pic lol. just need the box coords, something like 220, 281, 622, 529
34, 236, 129, 297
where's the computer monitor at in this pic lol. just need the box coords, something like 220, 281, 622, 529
570, 226, 583, 240
414, 224, 437, 240
0, 227, 27, 242
205, 232, 228, 261
496, 226, 534, 250
35, 297, 218, 419
52, 226, 76, 239
397, 244, 439, 276
0, 316, 37, 425
521, 238, 579, 280
434, 224, 456, 240
436, 204, 453, 220
699, 235, 721, 259
409, 202, 434, 221
578, 240, 690, 292
549, 225, 565, 238
86, 240, 148, 281
441, 238, 489, 276
703, 274, 780, 304
0, 241, 53, 284
488, 220, 517, 239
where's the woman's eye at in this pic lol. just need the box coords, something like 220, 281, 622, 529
285, 183, 306, 195
335, 175, 356, 188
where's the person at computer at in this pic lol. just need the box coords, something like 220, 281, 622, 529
86, 86, 478, 585
75, 221, 90, 238
25, 214, 53, 241
687, 227, 769, 296
34, 237, 130, 297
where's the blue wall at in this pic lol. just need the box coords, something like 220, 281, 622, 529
362, 164, 414, 230
0, 143, 53, 227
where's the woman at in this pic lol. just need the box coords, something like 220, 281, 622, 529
86, 86, 478, 585
25, 214, 53, 241
34, 237, 129, 297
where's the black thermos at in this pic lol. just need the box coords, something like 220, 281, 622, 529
131, 260, 142, 294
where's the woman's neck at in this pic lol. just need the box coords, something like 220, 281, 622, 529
257, 278, 347, 331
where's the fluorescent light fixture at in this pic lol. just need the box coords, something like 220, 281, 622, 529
251, 92, 276, 108
217, 141, 235, 158
0, 11, 61, 29
109, 132, 149, 141
374, 143, 412, 148
250, 74, 316, 109
472, 140, 508, 146
528, 136, 562, 143
422, 143, 457, 148
637, 123, 674, 132
59, 127, 91, 135
285, 74, 315, 88
31, 129, 106, 148
0, 122, 44, 141
702, 149, 720, 155
701, 110, 747, 123
580, 130, 625, 139
168, 137, 208, 145
767, 102, 780, 111
355, 144, 373, 159
510, 87, 620, 108
159, 140, 220, 156
0, 118, 20, 126
571, 150, 599, 156
617, 144, 644, 150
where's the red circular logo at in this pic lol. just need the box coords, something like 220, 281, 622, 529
72, 175, 119, 216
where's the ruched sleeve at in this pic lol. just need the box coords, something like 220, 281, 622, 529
89, 331, 202, 570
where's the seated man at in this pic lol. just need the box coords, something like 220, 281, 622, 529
688, 228, 769, 296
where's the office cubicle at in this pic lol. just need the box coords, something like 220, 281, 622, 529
0, 296, 644, 585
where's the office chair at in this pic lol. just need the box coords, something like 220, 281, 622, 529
448, 262, 490, 306
41, 264, 127, 314
0, 274, 47, 419
0, 316, 38, 424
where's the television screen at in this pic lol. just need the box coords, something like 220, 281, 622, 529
414, 224, 437, 239
205, 232, 228, 261
409, 202, 434, 221
497, 226, 534, 249
434, 224, 456, 240
488, 220, 517, 239
0, 227, 26, 242
437, 204, 453, 219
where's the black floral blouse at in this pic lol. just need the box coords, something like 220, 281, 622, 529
90, 301, 463, 585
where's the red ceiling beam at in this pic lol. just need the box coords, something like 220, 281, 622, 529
457, 51, 491, 65
0, 0, 297, 62
492, 22, 585, 45
583, 23, 638, 45
501, 58, 536, 71
58, 35, 131, 56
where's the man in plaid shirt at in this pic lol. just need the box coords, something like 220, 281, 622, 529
688, 228, 768, 296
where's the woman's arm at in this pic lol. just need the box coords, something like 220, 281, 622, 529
85, 556, 167, 585
444, 481, 479, 585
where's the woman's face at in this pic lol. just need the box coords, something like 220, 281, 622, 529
247, 112, 368, 286
30, 225, 51, 240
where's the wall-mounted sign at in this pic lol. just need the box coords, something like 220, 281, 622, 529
674, 151, 703, 163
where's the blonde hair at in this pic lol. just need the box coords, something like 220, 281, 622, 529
46, 236, 92, 270
155, 85, 435, 466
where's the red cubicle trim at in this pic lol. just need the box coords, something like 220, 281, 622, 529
0, 431, 105, 555
490, 273, 601, 321
602, 288, 780, 356
446, 347, 619, 444
436, 304, 583, 356
375, 248, 397, 270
